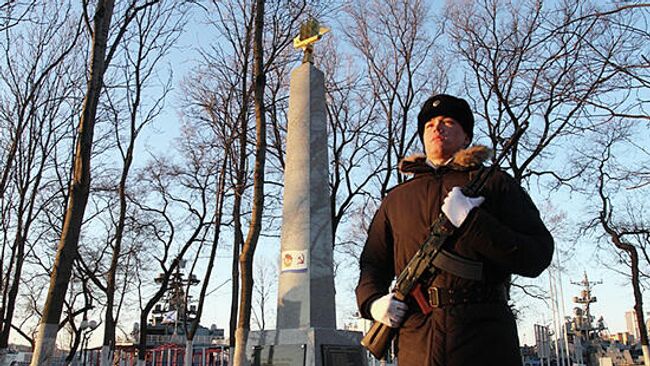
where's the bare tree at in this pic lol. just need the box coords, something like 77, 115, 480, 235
130, 147, 215, 366
343, 0, 446, 196
580, 126, 650, 364
442, 0, 650, 312
444, 0, 649, 185
565, 5, 650, 125
0, 3, 81, 201
61, 271, 97, 364
30, 1, 164, 363
0, 1, 40, 32
199, 0, 256, 347
177, 79, 236, 366
251, 258, 277, 331
324, 1, 448, 324
0, 1, 83, 361
194, 0, 305, 352
182, 39, 245, 348
232, 0, 266, 364
90, 3, 185, 364
183, 157, 230, 366
320, 38, 382, 247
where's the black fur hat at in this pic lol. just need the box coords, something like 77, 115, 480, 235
417, 94, 474, 143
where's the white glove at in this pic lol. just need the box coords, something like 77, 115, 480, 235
442, 186, 485, 228
370, 293, 408, 328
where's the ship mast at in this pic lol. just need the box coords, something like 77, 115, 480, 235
570, 271, 602, 365
151, 260, 200, 334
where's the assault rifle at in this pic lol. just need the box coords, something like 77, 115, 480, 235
360, 127, 526, 360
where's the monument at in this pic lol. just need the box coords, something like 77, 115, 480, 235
246, 19, 367, 366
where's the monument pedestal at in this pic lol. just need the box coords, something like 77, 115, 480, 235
247, 328, 366, 366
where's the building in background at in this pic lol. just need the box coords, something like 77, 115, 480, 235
625, 310, 641, 341
610, 332, 635, 346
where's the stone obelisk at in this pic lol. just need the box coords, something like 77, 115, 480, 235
246, 19, 366, 366
275, 51, 336, 331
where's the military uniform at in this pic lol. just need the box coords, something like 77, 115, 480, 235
356, 149, 554, 366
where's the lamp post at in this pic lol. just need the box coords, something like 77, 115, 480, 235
79, 319, 98, 366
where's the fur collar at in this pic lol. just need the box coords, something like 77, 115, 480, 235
399, 145, 493, 175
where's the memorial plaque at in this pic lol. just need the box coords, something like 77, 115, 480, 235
252, 344, 306, 366
321, 345, 364, 366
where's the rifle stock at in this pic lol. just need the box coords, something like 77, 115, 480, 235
360, 321, 396, 360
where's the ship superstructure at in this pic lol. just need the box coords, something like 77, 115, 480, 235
529, 272, 641, 366
567, 272, 605, 365
143, 260, 225, 345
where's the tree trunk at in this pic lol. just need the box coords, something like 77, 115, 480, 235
230, 45, 252, 353
233, 0, 266, 364
99, 345, 113, 366
229, 37, 252, 354
100, 92, 137, 366
0, 232, 27, 366
224, 0, 255, 351
185, 338, 194, 366
30, 1, 115, 364
64, 329, 83, 364
229, 216, 242, 349
233, 327, 249, 366
180, 155, 229, 366
0, 232, 25, 350
629, 249, 650, 365
597, 157, 650, 365
0, 116, 54, 355
619, 244, 649, 364
137, 308, 149, 365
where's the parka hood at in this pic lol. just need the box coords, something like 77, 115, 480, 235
399, 145, 493, 175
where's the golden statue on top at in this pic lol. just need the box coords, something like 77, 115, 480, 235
293, 17, 330, 64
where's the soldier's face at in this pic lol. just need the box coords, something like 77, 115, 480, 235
423, 116, 469, 164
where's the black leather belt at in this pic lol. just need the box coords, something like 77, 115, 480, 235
428, 286, 507, 307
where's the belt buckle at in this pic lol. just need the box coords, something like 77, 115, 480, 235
428, 287, 441, 308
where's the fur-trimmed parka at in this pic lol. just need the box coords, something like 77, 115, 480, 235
356, 146, 554, 366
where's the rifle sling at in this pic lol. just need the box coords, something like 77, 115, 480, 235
432, 248, 483, 281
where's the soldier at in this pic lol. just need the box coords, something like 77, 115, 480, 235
356, 94, 554, 366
